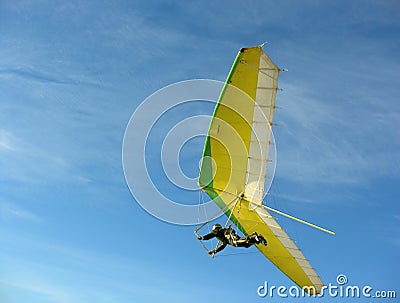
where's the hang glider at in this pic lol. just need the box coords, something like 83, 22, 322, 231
198, 45, 327, 295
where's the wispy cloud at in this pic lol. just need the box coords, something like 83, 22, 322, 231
274, 81, 400, 185
0, 232, 205, 303
0, 200, 41, 222
0, 66, 107, 88
0, 130, 16, 151
267, 192, 316, 204
0, 128, 68, 184
0, 279, 72, 303
0, 1, 207, 192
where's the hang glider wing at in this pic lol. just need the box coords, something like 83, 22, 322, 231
198, 46, 323, 294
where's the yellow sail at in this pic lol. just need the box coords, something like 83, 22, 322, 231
198, 46, 323, 294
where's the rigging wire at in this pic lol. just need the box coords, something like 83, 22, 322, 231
196, 190, 256, 257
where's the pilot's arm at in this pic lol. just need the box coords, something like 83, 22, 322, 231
198, 231, 216, 241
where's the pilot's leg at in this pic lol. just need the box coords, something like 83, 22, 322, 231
232, 238, 253, 248
247, 232, 267, 246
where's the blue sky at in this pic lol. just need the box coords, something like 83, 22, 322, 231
1, 1, 399, 302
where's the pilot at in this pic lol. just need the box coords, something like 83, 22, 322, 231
197, 224, 267, 256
